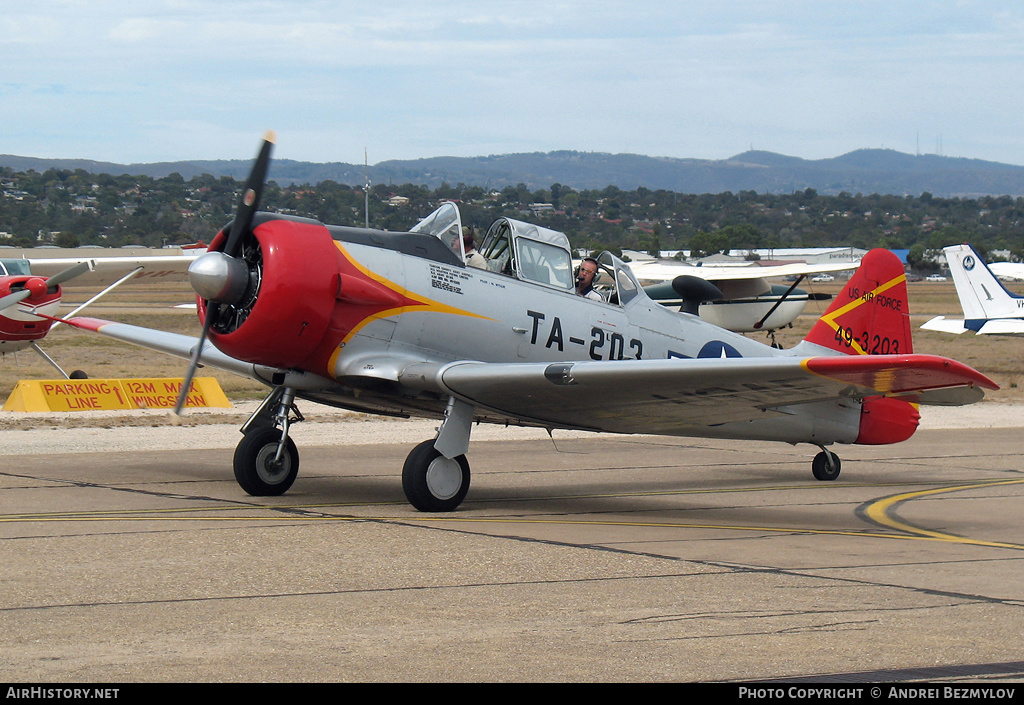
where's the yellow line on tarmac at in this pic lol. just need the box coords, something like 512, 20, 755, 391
863, 479, 1024, 550
0, 512, 923, 541
4, 480, 1021, 551
0, 510, 1012, 549
0, 480, 962, 523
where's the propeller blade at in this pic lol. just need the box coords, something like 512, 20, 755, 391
173, 303, 218, 416
0, 289, 31, 313
176, 132, 274, 415
224, 131, 276, 257
45, 261, 94, 287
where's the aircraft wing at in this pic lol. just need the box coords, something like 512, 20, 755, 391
988, 261, 1024, 282
26, 254, 200, 287
64, 317, 258, 378
631, 260, 857, 300
433, 354, 996, 435
63, 317, 996, 435
629, 260, 857, 283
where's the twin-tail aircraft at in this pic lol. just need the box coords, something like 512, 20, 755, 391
0, 251, 200, 377
922, 243, 1024, 336
63, 134, 997, 512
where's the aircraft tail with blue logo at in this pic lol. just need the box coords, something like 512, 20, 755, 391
921, 243, 1024, 336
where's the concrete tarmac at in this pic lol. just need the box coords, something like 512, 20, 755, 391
1, 426, 1023, 682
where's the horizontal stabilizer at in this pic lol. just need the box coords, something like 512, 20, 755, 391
920, 316, 968, 335
976, 319, 1024, 335
802, 354, 997, 405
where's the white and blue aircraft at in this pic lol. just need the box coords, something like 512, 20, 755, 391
922, 243, 1024, 336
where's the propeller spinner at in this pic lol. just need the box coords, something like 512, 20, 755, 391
187, 250, 251, 305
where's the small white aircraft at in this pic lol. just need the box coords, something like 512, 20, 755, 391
628, 259, 856, 334
921, 244, 1024, 336
987, 261, 1024, 283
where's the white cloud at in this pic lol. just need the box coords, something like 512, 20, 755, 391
3, 0, 1024, 166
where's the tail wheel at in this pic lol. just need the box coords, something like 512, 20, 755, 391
233, 427, 299, 496
402, 439, 470, 512
812, 450, 841, 481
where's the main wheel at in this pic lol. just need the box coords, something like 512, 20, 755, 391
233, 427, 299, 496
812, 450, 841, 481
402, 439, 470, 512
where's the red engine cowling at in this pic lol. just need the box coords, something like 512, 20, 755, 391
202, 217, 341, 370
856, 396, 920, 445
0, 276, 61, 344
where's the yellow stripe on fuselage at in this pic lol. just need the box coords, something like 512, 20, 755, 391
327, 241, 494, 372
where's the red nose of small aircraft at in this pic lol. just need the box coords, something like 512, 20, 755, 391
24, 278, 49, 298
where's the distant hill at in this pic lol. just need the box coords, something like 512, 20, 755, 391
3, 148, 1024, 197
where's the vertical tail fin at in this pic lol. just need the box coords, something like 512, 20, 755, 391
803, 249, 918, 445
804, 248, 912, 355
945, 243, 1024, 326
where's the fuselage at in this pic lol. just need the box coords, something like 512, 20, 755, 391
199, 214, 861, 444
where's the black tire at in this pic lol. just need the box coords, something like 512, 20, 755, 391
233, 427, 299, 496
69, 370, 88, 379
402, 439, 470, 512
812, 450, 841, 481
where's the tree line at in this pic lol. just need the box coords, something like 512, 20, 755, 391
3, 166, 1024, 268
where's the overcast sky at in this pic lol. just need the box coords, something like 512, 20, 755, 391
4, 1, 1024, 167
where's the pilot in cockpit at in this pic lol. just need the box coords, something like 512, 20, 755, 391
575, 257, 604, 301
461, 227, 487, 269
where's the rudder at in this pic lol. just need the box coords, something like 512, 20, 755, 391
804, 248, 912, 355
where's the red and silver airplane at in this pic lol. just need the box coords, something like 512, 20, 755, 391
0, 251, 200, 377
63, 134, 997, 512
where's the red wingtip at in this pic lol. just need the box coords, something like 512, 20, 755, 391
63, 316, 114, 332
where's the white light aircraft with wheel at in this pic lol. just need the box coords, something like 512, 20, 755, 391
63, 134, 997, 512
922, 243, 1024, 336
